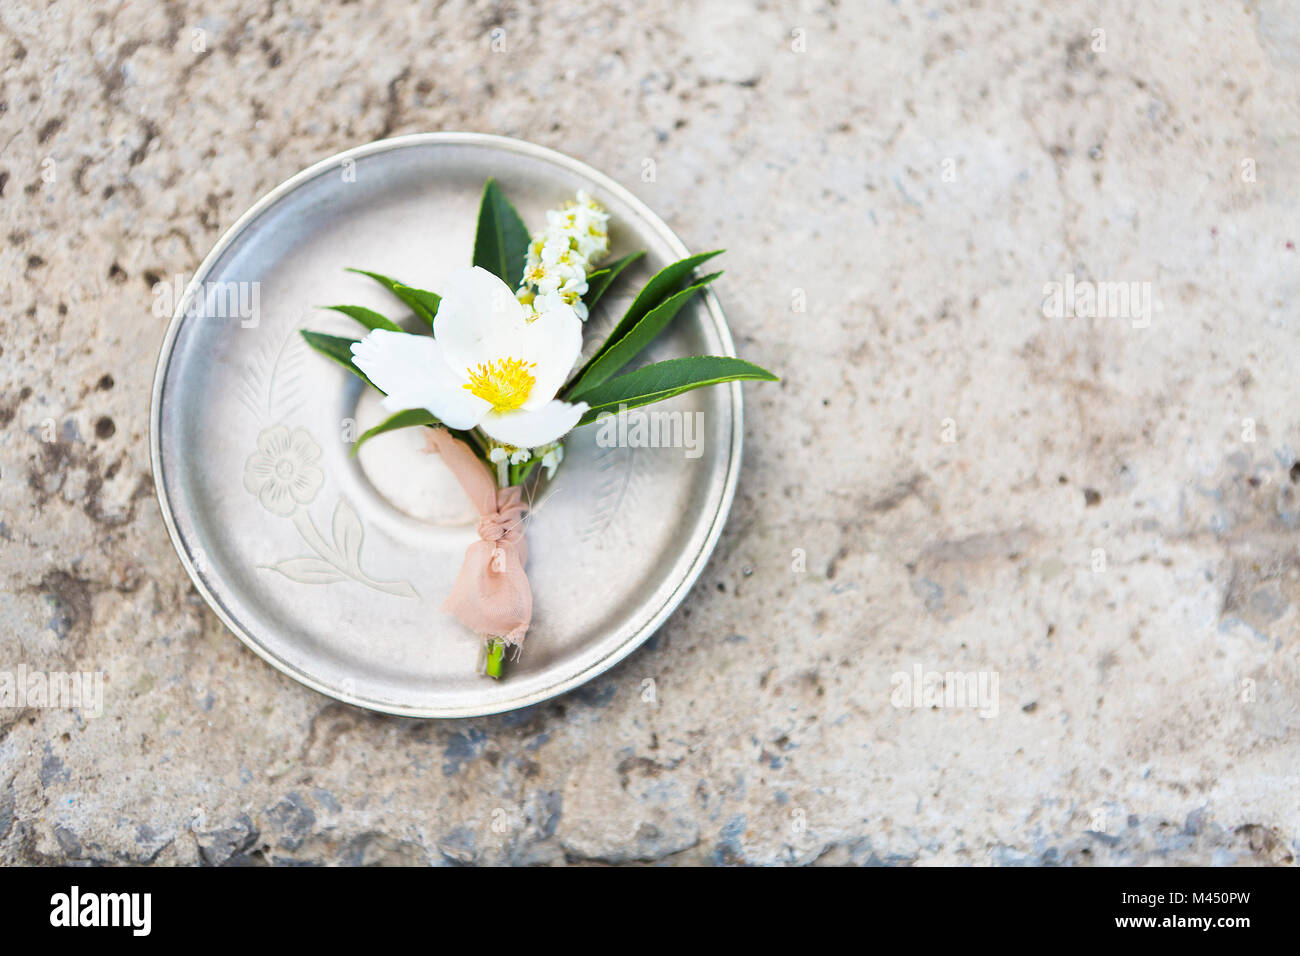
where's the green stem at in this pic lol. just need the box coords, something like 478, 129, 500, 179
509, 456, 541, 486
484, 638, 506, 679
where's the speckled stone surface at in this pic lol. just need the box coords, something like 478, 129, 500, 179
2, 0, 1299, 865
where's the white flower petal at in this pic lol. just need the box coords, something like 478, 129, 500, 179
480, 399, 588, 449
351, 330, 489, 429
513, 308, 583, 410
436, 266, 527, 374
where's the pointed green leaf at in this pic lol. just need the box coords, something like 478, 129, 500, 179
592, 250, 722, 363
568, 271, 722, 398
393, 285, 441, 325
323, 304, 402, 333
350, 408, 439, 456
574, 356, 778, 426
582, 250, 645, 312
346, 269, 441, 326
300, 331, 379, 391
473, 178, 530, 288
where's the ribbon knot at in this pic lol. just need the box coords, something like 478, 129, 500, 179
423, 429, 533, 646
478, 510, 523, 543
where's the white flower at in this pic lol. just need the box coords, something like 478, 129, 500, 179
520, 259, 547, 289
489, 444, 531, 465
528, 292, 581, 325
516, 190, 609, 322
351, 267, 588, 449
557, 273, 590, 296
535, 286, 588, 322
574, 228, 608, 262
539, 442, 564, 478
524, 235, 547, 269
243, 426, 324, 516
540, 236, 587, 276
575, 190, 609, 220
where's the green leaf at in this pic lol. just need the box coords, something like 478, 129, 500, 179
567, 271, 722, 398
592, 250, 722, 363
473, 178, 530, 288
323, 304, 402, 333
582, 250, 645, 312
350, 408, 439, 456
346, 269, 440, 326
574, 356, 778, 426
300, 331, 379, 391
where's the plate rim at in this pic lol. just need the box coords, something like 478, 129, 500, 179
148, 131, 743, 718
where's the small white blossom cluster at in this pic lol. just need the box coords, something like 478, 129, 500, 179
487, 440, 565, 478
488, 444, 531, 466
516, 191, 610, 322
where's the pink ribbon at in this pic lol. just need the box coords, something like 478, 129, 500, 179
423, 428, 532, 646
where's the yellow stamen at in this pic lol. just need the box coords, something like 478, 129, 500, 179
464, 357, 537, 411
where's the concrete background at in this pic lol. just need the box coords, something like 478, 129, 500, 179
2, 0, 1299, 865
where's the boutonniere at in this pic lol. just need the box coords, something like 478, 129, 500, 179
301, 180, 776, 678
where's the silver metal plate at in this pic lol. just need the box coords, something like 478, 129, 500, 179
149, 133, 742, 718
